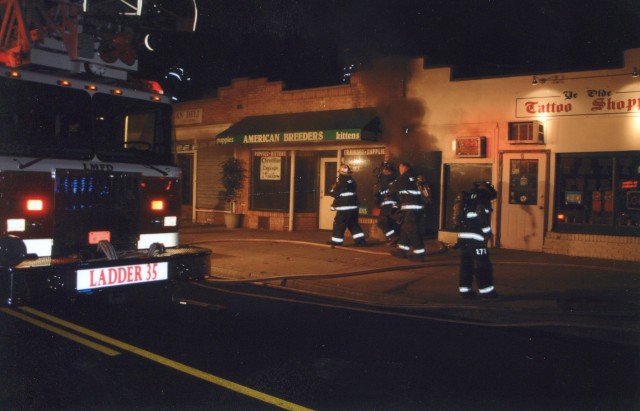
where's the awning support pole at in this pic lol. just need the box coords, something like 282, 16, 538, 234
288, 150, 296, 232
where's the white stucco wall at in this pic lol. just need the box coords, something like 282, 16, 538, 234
408, 48, 640, 158
408, 48, 640, 261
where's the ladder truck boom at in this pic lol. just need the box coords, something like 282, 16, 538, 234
1, 0, 197, 79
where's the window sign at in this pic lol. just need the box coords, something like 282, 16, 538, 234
509, 159, 538, 205
564, 191, 583, 205
260, 157, 281, 180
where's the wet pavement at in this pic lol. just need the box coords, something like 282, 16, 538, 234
180, 223, 640, 346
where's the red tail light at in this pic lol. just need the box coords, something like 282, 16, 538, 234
140, 178, 179, 232
151, 200, 165, 211
26, 198, 44, 211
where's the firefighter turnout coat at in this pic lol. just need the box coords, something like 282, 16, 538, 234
388, 170, 425, 258
329, 173, 365, 245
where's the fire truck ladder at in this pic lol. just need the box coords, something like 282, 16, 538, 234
0, 0, 31, 67
1, 0, 197, 74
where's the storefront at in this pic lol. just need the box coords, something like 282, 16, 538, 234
214, 108, 388, 232
409, 48, 640, 261
174, 49, 639, 261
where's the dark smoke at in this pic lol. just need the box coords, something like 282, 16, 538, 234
355, 56, 439, 174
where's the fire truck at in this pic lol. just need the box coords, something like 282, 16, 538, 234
0, 0, 210, 305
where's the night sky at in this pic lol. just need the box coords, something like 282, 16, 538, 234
138, 0, 640, 101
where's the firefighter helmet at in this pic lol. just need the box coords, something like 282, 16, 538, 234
399, 161, 413, 171
474, 181, 497, 200
381, 161, 395, 172
339, 164, 352, 175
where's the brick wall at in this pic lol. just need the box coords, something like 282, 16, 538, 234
175, 78, 361, 126
294, 213, 318, 231
177, 58, 407, 229
543, 232, 640, 262
174, 58, 406, 129
243, 211, 288, 231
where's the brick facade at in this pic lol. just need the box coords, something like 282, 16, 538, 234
543, 232, 640, 262
175, 66, 400, 126
175, 52, 640, 262
174, 59, 407, 234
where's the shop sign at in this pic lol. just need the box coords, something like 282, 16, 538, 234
516, 89, 640, 118
253, 151, 288, 157
217, 129, 365, 145
174, 108, 202, 125
343, 148, 385, 156
454, 136, 486, 157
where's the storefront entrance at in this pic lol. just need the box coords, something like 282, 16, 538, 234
177, 152, 194, 221
499, 151, 549, 251
319, 158, 338, 230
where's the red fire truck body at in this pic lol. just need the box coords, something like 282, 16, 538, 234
0, 0, 210, 305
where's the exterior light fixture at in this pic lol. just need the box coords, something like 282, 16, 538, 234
532, 76, 547, 86
633, 67, 639, 78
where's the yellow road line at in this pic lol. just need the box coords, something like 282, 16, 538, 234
18, 306, 312, 411
0, 308, 120, 357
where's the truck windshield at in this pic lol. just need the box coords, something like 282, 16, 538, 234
93, 93, 173, 165
0, 76, 93, 159
0, 76, 173, 165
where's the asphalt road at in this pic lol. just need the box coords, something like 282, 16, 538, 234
1, 282, 638, 410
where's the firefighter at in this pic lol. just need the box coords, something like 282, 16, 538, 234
456, 181, 499, 299
375, 161, 399, 245
388, 161, 426, 261
328, 164, 366, 247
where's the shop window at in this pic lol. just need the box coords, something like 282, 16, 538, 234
250, 151, 319, 212
251, 152, 291, 211
442, 164, 492, 231
554, 152, 640, 236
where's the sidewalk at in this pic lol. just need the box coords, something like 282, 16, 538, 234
179, 223, 640, 346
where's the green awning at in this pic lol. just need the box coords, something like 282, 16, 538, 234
215, 108, 380, 145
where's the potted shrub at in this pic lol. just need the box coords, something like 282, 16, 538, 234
220, 157, 246, 228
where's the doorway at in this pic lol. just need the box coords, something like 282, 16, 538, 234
319, 158, 337, 230
499, 151, 549, 251
177, 153, 194, 221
